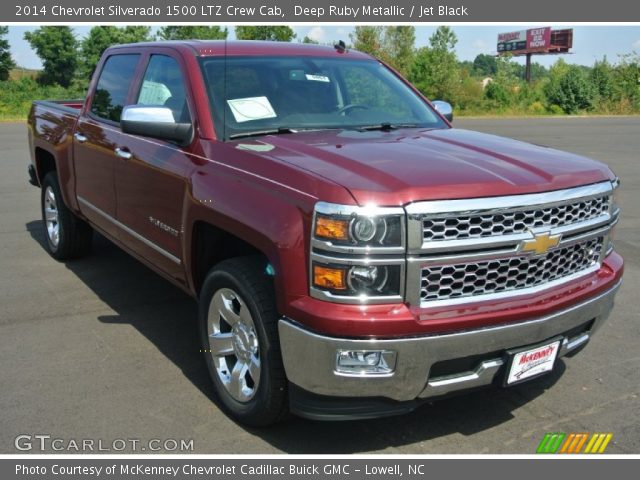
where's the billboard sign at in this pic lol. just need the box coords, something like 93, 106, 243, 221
498, 27, 551, 54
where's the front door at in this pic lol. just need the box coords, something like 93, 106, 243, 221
114, 52, 195, 283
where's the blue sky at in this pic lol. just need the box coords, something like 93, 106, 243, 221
7, 25, 640, 70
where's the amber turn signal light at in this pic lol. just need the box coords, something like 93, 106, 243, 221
315, 216, 349, 241
313, 265, 347, 290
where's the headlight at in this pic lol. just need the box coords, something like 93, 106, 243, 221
312, 202, 404, 251
311, 262, 402, 298
310, 202, 406, 304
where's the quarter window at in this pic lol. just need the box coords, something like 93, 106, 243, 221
90, 54, 140, 123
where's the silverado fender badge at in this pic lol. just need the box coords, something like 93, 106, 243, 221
148, 216, 179, 237
520, 231, 562, 255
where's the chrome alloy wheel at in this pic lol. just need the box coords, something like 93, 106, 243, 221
44, 186, 60, 248
207, 288, 261, 402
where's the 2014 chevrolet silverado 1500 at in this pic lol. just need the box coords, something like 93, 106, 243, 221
27, 41, 623, 425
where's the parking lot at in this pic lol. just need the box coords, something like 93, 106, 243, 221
0, 117, 638, 454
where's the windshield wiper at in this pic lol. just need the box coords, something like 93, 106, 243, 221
356, 123, 419, 132
229, 127, 297, 140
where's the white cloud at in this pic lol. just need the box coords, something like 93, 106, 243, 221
632, 39, 640, 50
307, 26, 326, 43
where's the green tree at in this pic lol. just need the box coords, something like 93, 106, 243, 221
301, 36, 319, 44
382, 26, 415, 77
79, 27, 121, 80
0, 26, 16, 82
235, 26, 295, 42
158, 26, 227, 41
472, 54, 497, 77
545, 63, 594, 113
118, 26, 152, 44
24, 27, 78, 87
409, 27, 459, 102
350, 26, 415, 76
79, 26, 152, 80
528, 62, 548, 82
613, 52, 640, 110
591, 57, 614, 102
350, 26, 384, 57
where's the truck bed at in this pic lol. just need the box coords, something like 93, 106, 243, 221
32, 99, 84, 115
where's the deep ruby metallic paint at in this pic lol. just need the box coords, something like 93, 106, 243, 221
27, 41, 623, 339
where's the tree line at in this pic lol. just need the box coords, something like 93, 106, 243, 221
0, 25, 638, 119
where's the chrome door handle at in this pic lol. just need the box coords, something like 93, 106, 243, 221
114, 147, 132, 160
74, 133, 87, 143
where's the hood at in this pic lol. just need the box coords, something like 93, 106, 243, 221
232, 127, 614, 206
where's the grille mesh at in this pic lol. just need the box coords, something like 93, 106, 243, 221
422, 196, 609, 242
420, 237, 603, 303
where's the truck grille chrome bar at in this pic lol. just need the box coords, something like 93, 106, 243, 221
404, 181, 618, 308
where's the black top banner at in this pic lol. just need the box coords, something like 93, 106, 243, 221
6, 0, 640, 22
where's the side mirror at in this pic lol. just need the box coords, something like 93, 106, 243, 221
121, 105, 193, 146
432, 100, 453, 122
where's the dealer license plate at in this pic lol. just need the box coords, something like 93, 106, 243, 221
505, 338, 561, 385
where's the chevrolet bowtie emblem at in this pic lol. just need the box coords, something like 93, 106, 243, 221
521, 231, 562, 255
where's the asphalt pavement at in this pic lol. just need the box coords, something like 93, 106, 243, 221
0, 117, 638, 454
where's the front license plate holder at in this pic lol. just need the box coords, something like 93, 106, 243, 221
504, 337, 562, 386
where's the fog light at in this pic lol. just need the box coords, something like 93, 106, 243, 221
335, 350, 397, 375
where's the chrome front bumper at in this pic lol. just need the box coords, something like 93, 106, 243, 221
279, 280, 621, 403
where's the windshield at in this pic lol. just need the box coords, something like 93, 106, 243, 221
199, 56, 448, 140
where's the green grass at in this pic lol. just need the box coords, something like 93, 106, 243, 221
0, 77, 85, 121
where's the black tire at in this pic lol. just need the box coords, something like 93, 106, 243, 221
198, 256, 288, 426
41, 172, 93, 260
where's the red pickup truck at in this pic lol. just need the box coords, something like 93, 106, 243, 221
28, 41, 623, 426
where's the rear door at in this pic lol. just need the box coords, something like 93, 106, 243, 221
74, 53, 141, 238
114, 51, 195, 283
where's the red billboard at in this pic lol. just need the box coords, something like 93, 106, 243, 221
498, 27, 552, 54
527, 27, 552, 52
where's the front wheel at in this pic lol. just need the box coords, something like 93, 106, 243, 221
199, 257, 288, 426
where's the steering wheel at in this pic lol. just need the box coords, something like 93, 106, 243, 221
338, 104, 370, 115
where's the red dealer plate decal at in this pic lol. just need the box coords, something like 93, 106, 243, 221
506, 339, 561, 385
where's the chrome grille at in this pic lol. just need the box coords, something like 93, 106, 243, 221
422, 195, 609, 242
420, 237, 604, 303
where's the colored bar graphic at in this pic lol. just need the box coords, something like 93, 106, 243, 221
537, 433, 566, 453
537, 432, 613, 454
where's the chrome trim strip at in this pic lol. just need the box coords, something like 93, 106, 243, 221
411, 224, 609, 268
311, 252, 405, 266
565, 332, 590, 351
309, 287, 404, 305
426, 359, 504, 395
405, 181, 613, 216
77, 196, 181, 265
413, 214, 611, 255
315, 201, 405, 217
311, 238, 405, 255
